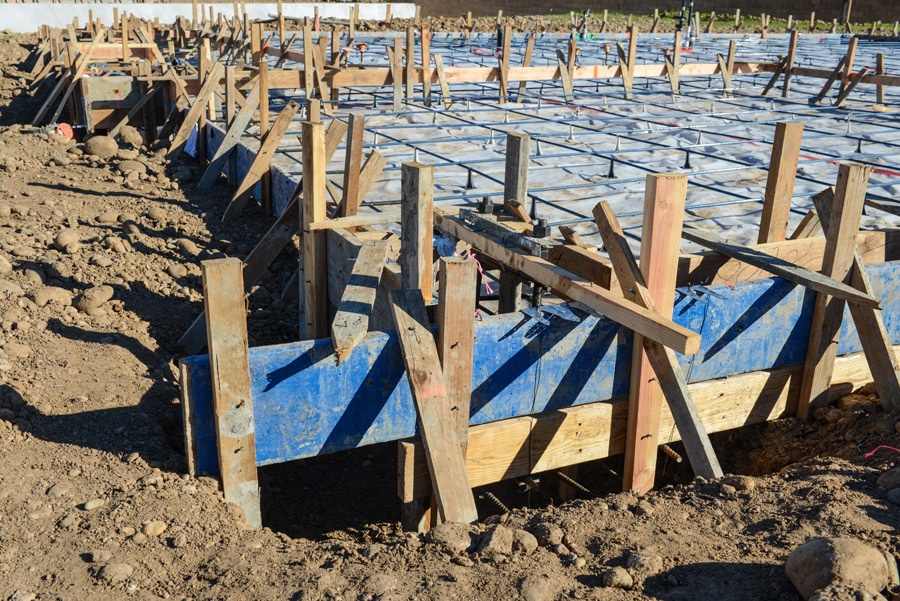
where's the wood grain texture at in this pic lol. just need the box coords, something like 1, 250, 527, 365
198, 77, 261, 191
168, 60, 224, 159
391, 289, 478, 524
341, 113, 365, 217
201, 258, 261, 529
301, 121, 328, 340
331, 240, 388, 364
400, 163, 435, 302
758, 122, 804, 244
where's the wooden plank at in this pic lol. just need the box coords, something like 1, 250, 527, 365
503, 132, 530, 216
665, 31, 682, 93
197, 78, 261, 190
389, 39, 403, 112
33, 28, 104, 126
593, 201, 722, 480
758, 122, 804, 243
390, 289, 478, 525
421, 25, 432, 106
434, 213, 700, 355
835, 67, 870, 107
840, 36, 858, 94
717, 40, 737, 95
405, 27, 415, 101
221, 100, 300, 221
761, 57, 787, 96
507, 200, 531, 224
201, 258, 262, 529
341, 113, 365, 217
400, 163, 434, 302
789, 210, 822, 240
782, 29, 799, 97
331, 240, 388, 364
620, 174, 687, 494
813, 55, 849, 104
498, 25, 511, 102
168, 60, 225, 159
515, 35, 535, 101
556, 49, 573, 103
433, 53, 452, 109
812, 189, 900, 412
798, 163, 871, 419
682, 228, 878, 308
301, 121, 329, 340
876, 53, 885, 105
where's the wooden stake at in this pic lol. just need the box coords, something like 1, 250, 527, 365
168, 60, 225, 159
331, 240, 388, 364
516, 35, 535, 101
400, 163, 434, 302
198, 78, 261, 190
405, 27, 415, 102
798, 163, 871, 419
758, 122, 804, 244
782, 29, 799, 97
622, 173, 688, 494
876, 53, 885, 105
201, 257, 262, 529
339, 113, 366, 218
498, 25, 511, 103
434, 53, 451, 109
390, 38, 403, 112
301, 121, 329, 340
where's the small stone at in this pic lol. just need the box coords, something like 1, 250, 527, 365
147, 206, 167, 222
785, 537, 889, 600
54, 229, 79, 251
176, 238, 200, 254
0, 279, 23, 299
425, 522, 475, 555
31, 285, 72, 307
28, 505, 52, 519
877, 467, 900, 491
8, 591, 35, 601
602, 566, 633, 589
58, 513, 77, 529
47, 482, 70, 497
84, 136, 118, 160
82, 498, 105, 510
476, 524, 514, 556
97, 562, 133, 583
512, 529, 538, 555
519, 575, 555, 601
118, 125, 143, 148
120, 526, 135, 537
166, 264, 188, 279
533, 522, 564, 547
634, 500, 655, 516
90, 550, 112, 563
625, 551, 663, 573
96, 210, 120, 224
73, 285, 114, 312
0, 255, 11, 274
118, 160, 147, 175
720, 483, 737, 496
131, 532, 147, 544
141, 520, 167, 537
117, 148, 140, 161
723, 474, 756, 492
172, 533, 187, 548
574, 557, 587, 568
3, 342, 31, 359
91, 255, 113, 267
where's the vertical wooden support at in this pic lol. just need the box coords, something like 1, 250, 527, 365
405, 27, 415, 102
623, 174, 688, 494
797, 163, 871, 419
504, 132, 530, 216
618, 26, 637, 100
876, 53, 885, 105
201, 38, 217, 121
809, 12, 816, 32
201, 258, 262, 529
251, 21, 262, 67
390, 289, 478, 525
341, 113, 365, 217
400, 163, 434, 303
516, 35, 535, 101
665, 31, 682, 93
782, 29, 799, 98
137, 60, 156, 145
839, 36, 858, 96
121, 12, 129, 61
421, 24, 432, 107
498, 25, 511, 103
301, 122, 328, 340
191, 0, 198, 27
757, 122, 804, 244
391, 38, 403, 112
277, 0, 284, 45
302, 23, 313, 99
733, 9, 741, 32
434, 54, 451, 109
258, 60, 271, 215
224, 65, 237, 186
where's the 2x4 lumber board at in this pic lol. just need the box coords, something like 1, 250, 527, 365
434, 213, 700, 356
515, 35, 535, 101
302, 24, 313, 98
168, 60, 225, 160
390, 38, 403, 112
876, 53, 885, 105
331, 240, 389, 364
399, 341, 892, 502
665, 31, 682, 93
390, 289, 479, 525
812, 189, 900, 412
405, 27, 415, 101
717, 40, 737, 94
622, 173, 687, 495
762, 57, 787, 96
811, 56, 849, 104
222, 100, 300, 222
498, 25, 511, 102
201, 258, 262, 529
433, 54, 452, 109
400, 163, 435, 302
835, 67, 870, 107
594, 201, 722, 480
33, 28, 104, 126
437, 257, 478, 451
782, 29, 800, 97
682, 228, 878, 308
301, 121, 329, 340
758, 122, 804, 244
556, 49, 573, 103
341, 113, 365, 217
798, 163, 871, 420
840, 36, 859, 93
421, 25, 432, 106
198, 77, 261, 190
503, 132, 530, 217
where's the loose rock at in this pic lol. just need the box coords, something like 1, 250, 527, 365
73, 285, 114, 312
425, 522, 475, 555
877, 467, 900, 491
476, 524, 513, 556
82, 498, 105, 511
84, 136, 118, 160
785, 537, 889, 600
31, 286, 72, 307
97, 562, 133, 583
602, 566, 634, 589
533, 522, 564, 547
512, 529, 538, 555
141, 520, 167, 537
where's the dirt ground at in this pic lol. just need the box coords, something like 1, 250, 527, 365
0, 28, 899, 601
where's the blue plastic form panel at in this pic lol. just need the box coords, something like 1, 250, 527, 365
183, 261, 900, 476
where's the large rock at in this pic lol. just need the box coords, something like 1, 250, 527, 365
424, 522, 475, 555
785, 538, 889, 600
476, 524, 513, 556
809, 582, 887, 601
74, 285, 114, 312
31, 286, 72, 307
118, 125, 143, 148
84, 135, 118, 160
876, 467, 900, 491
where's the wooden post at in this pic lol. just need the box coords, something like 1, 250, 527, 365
331, 240, 389, 364
137, 60, 156, 145
516, 35, 535, 101
341, 113, 365, 217
839, 36, 858, 96
201, 258, 262, 529
302, 23, 313, 99
400, 163, 434, 302
809, 12, 816, 32
504, 132, 530, 216
717, 39, 737, 96
390, 38, 403, 112
733, 9, 741, 32
498, 24, 511, 103
782, 28, 799, 98
666, 31, 682, 93
757, 122, 804, 244
405, 27, 415, 102
225, 65, 237, 186
390, 289, 478, 525
797, 163, 871, 419
121, 12, 129, 61
422, 24, 432, 107
251, 21, 262, 67
876, 53, 885, 105
199, 78, 261, 191
623, 174, 688, 494
301, 122, 328, 340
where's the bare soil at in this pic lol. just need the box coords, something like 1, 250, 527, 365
0, 31, 899, 601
